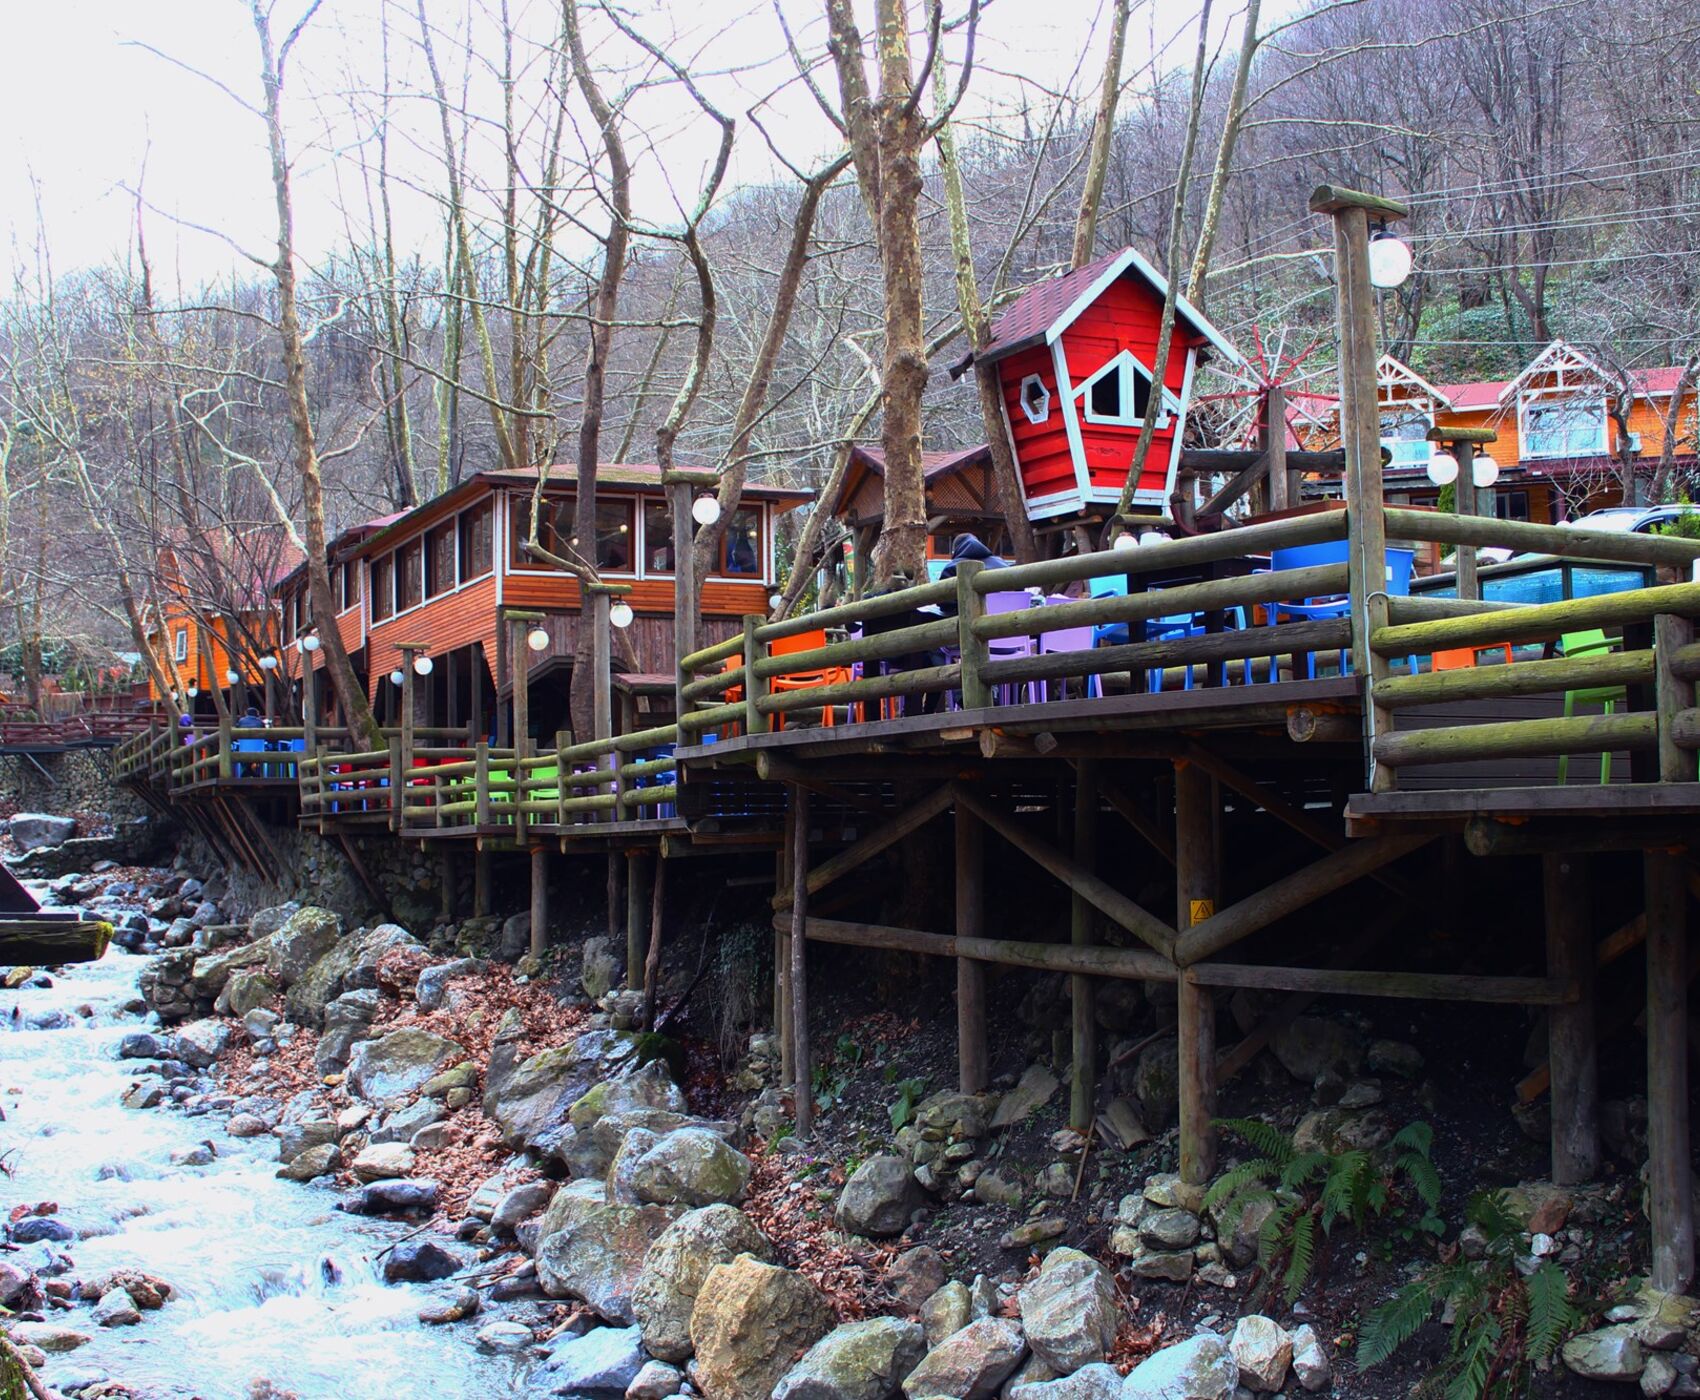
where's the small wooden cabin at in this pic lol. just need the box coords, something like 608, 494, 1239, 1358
954, 247, 1239, 521
827, 445, 1015, 582
278, 466, 809, 743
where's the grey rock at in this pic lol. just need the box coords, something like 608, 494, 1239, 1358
626, 1358, 684, 1399
885, 1246, 946, 1315
1229, 1316, 1292, 1392
8, 813, 76, 851
498, 911, 533, 963
1141, 1208, 1202, 1251
1122, 1334, 1240, 1400
338, 1178, 440, 1215
991, 1065, 1060, 1130
1366, 1039, 1425, 1079
922, 1281, 972, 1347
580, 935, 620, 999
492, 1181, 557, 1233
773, 1317, 927, 1400
899, 1316, 1026, 1398
382, 1240, 463, 1283
173, 1018, 233, 1068
276, 1119, 339, 1163
277, 1143, 340, 1181
92, 1288, 141, 1327
629, 1127, 752, 1208
535, 1189, 682, 1323
476, 1320, 534, 1353
631, 1204, 770, 1362
1645, 1354, 1679, 1398
689, 1255, 834, 1400
838, 1155, 921, 1238
1127, 1251, 1194, 1283
1563, 1325, 1646, 1383
1271, 1016, 1363, 1081
1018, 1246, 1118, 1373
417, 957, 481, 1011
1290, 1324, 1330, 1393
972, 1168, 1025, 1208
346, 1029, 466, 1106
286, 922, 423, 1024
1008, 1363, 1123, 1399
372, 1098, 444, 1146
266, 906, 344, 985
484, 1029, 641, 1154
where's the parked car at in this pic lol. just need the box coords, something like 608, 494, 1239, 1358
1570, 504, 1700, 535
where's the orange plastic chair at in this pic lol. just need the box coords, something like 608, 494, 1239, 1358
1432, 643, 1513, 672
766, 629, 852, 731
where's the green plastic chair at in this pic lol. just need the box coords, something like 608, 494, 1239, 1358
1557, 629, 1622, 785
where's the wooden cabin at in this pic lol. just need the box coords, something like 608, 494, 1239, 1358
144, 533, 299, 712
278, 466, 810, 743
827, 444, 1016, 583
953, 247, 1240, 523
1298, 345, 1699, 523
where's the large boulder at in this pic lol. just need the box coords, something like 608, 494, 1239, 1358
525, 1325, 646, 1399
1562, 1325, 1646, 1383
838, 1155, 921, 1238
224, 968, 280, 1017
1121, 1334, 1240, 1400
1008, 1365, 1124, 1399
688, 1254, 834, 1400
345, 1029, 466, 1106
632, 1204, 771, 1362
1018, 1247, 1119, 1374
1270, 1016, 1364, 1082
1229, 1316, 1292, 1392
286, 922, 423, 1023
173, 1019, 233, 1068
629, 1127, 752, 1207
900, 1317, 1027, 1399
190, 940, 268, 1001
773, 1317, 928, 1400
534, 1184, 681, 1323
265, 906, 343, 985
483, 1029, 640, 1154
416, 958, 481, 1010
315, 988, 381, 1072
8, 813, 76, 851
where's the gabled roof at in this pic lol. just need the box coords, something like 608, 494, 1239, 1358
1377, 354, 1455, 410
1437, 379, 1513, 412
954, 246, 1241, 375
1493, 340, 1611, 404
827, 444, 992, 517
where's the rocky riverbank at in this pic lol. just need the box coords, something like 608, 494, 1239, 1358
6, 836, 1697, 1398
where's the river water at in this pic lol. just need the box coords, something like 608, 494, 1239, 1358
3, 937, 517, 1400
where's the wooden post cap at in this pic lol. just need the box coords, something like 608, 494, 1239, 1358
1308, 184, 1411, 218
1426, 426, 1498, 445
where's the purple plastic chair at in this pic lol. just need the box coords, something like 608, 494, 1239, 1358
984, 591, 1043, 705
1038, 623, 1101, 700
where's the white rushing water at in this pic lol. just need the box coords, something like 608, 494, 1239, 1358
2, 943, 520, 1400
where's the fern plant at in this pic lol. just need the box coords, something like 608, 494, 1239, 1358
1357, 1189, 1582, 1400
1205, 1119, 1445, 1305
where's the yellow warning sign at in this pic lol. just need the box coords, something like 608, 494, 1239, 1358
1189, 899, 1214, 926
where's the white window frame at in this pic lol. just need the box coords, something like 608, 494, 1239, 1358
173, 627, 188, 663
1017, 373, 1051, 426
1520, 394, 1608, 459
1380, 408, 1434, 470
1076, 350, 1173, 429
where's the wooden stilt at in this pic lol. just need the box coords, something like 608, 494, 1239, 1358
789, 784, 812, 1139
1176, 760, 1219, 1186
1645, 847, 1693, 1292
1543, 853, 1597, 1185
607, 853, 621, 945
529, 846, 549, 961
626, 851, 650, 989
474, 846, 492, 917
439, 850, 457, 921
643, 856, 666, 1030
775, 835, 793, 1088
1070, 760, 1100, 1131
956, 795, 988, 1094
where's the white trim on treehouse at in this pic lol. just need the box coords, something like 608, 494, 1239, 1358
1018, 374, 1052, 425
1043, 246, 1243, 366
1051, 339, 1095, 503
1075, 349, 1179, 428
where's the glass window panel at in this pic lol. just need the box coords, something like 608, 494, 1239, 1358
371, 556, 394, 620
426, 521, 457, 597
644, 501, 675, 574
459, 503, 493, 578
1380, 410, 1432, 467
396, 543, 423, 611
1525, 401, 1607, 458
720, 507, 761, 576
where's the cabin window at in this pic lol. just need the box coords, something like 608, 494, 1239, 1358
1494, 491, 1531, 522
1018, 374, 1051, 425
719, 507, 761, 577
174, 628, 188, 663
396, 541, 424, 611
283, 595, 296, 642
426, 520, 458, 598
342, 561, 361, 610
1078, 352, 1168, 428
510, 495, 635, 573
1523, 398, 1607, 458
371, 555, 394, 622
1380, 409, 1433, 470
643, 501, 675, 574
459, 503, 493, 580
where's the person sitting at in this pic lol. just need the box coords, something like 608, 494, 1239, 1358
938, 532, 1008, 581
235, 705, 265, 729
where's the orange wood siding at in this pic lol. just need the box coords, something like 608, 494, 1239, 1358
147, 609, 272, 701
998, 344, 1077, 499
366, 573, 498, 694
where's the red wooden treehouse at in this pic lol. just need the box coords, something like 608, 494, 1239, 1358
957, 247, 1239, 521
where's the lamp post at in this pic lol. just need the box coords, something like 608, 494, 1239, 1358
1309, 183, 1411, 794
663, 469, 720, 720
1427, 426, 1499, 602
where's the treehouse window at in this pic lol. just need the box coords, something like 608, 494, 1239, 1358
174, 628, 188, 663
426, 521, 457, 598
459, 503, 493, 580
397, 541, 423, 611
371, 556, 394, 622
1380, 409, 1433, 469
719, 508, 761, 577
643, 501, 675, 575
1523, 398, 1607, 459
1019, 374, 1051, 425
1078, 352, 1167, 428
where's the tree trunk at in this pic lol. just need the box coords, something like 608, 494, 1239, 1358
1070, 0, 1130, 270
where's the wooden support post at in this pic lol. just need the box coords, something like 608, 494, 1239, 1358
530, 846, 549, 961
643, 855, 667, 1030
1656, 614, 1697, 783
742, 615, 769, 735
956, 796, 988, 1094
439, 849, 457, 920
1069, 762, 1100, 1130
1454, 441, 1480, 603
510, 619, 530, 843
666, 473, 713, 718
776, 832, 793, 1088
591, 589, 614, 782
1265, 383, 1295, 513
474, 846, 492, 918
626, 851, 650, 990
1176, 759, 1219, 1186
789, 784, 812, 1139
470, 641, 486, 742
956, 559, 992, 710
474, 741, 492, 827
1313, 184, 1406, 792
1543, 853, 1597, 1185
1645, 847, 1693, 1292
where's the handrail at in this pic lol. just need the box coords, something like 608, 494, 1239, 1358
1385, 507, 1700, 568
1371, 579, 1700, 655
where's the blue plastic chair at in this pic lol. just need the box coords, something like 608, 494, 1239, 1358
1091, 574, 1130, 649
1262, 542, 1414, 678
233, 737, 267, 777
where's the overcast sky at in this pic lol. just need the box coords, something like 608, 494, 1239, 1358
0, 0, 1244, 293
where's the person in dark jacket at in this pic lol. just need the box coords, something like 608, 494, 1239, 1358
235, 705, 265, 729
938, 532, 1008, 581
